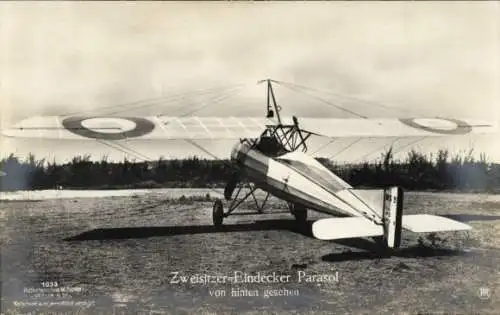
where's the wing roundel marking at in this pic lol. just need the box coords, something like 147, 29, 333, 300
399, 118, 472, 135
61, 116, 155, 140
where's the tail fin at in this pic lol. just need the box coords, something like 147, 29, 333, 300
382, 186, 403, 249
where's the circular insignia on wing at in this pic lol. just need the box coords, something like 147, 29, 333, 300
399, 118, 472, 135
61, 116, 155, 140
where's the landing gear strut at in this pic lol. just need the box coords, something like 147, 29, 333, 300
212, 181, 270, 227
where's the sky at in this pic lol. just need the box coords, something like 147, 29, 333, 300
0, 1, 499, 163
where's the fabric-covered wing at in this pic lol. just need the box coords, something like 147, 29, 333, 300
298, 117, 496, 138
2, 115, 496, 140
2, 116, 274, 140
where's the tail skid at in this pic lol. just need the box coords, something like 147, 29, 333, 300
312, 186, 471, 248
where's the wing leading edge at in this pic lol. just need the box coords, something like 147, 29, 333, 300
2, 116, 496, 140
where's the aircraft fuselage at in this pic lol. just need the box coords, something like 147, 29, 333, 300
230, 140, 368, 218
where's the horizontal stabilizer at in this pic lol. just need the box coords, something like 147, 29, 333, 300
312, 214, 471, 241
403, 214, 472, 233
312, 217, 383, 240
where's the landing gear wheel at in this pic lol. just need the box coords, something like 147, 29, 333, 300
291, 203, 307, 224
213, 199, 224, 227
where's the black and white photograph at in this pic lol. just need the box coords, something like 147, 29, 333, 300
0, 2, 499, 314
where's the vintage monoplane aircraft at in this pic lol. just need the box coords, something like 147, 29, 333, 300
2, 79, 496, 249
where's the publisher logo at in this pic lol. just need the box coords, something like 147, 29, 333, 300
479, 287, 490, 300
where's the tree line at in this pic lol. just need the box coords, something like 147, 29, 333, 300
0, 149, 499, 192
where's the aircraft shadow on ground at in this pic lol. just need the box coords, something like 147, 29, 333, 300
64, 219, 314, 241
321, 245, 466, 262
65, 213, 496, 260
66, 221, 464, 262
322, 236, 467, 262
231, 210, 290, 216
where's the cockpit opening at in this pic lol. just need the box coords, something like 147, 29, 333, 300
254, 136, 289, 157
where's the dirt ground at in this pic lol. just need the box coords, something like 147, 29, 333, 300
1, 190, 499, 314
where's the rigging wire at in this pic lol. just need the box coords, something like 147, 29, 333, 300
184, 139, 227, 161
93, 138, 232, 206
172, 85, 248, 159
103, 84, 247, 116
94, 137, 228, 201
150, 83, 246, 117
173, 84, 266, 198
164, 84, 247, 117
62, 83, 246, 117
353, 137, 401, 164
61, 83, 248, 164
101, 84, 246, 162
272, 79, 439, 163
349, 137, 430, 165
93, 83, 247, 164
111, 140, 153, 162
274, 81, 368, 119
310, 138, 337, 156
96, 139, 152, 162
273, 80, 423, 117
183, 139, 239, 198
390, 136, 429, 159
328, 138, 362, 160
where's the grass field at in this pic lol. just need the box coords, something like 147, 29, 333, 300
1, 190, 499, 314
